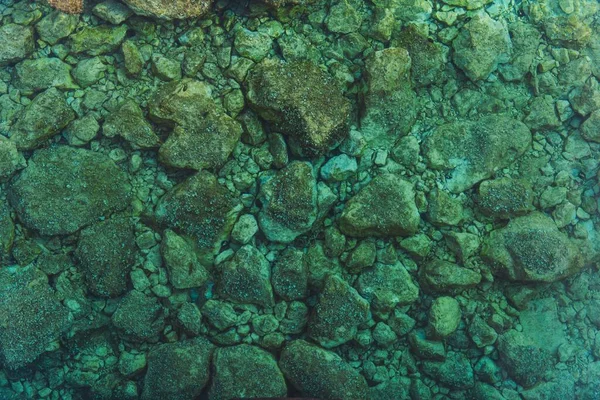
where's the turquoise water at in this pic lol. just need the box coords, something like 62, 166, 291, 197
0, 0, 599, 399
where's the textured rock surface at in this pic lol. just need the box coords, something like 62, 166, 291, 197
0, 24, 34, 67
123, 0, 212, 20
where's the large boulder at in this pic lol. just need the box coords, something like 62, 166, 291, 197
8, 146, 131, 236
246, 59, 351, 156
123, 0, 212, 19
482, 212, 588, 282
112, 290, 165, 343
339, 174, 420, 237
422, 116, 531, 193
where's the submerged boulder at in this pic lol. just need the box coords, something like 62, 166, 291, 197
123, 0, 212, 19
0, 24, 34, 67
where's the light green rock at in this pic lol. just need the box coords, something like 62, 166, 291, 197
14, 58, 78, 92
72, 57, 107, 88
581, 109, 600, 143
63, 114, 100, 146
234, 28, 272, 62
122, 40, 145, 76
112, 290, 165, 342
35, 11, 78, 45
422, 259, 482, 292
69, 25, 128, 56
0, 136, 25, 182
428, 296, 461, 338
151, 54, 182, 81
92, 0, 133, 24
161, 229, 210, 290
326, 0, 363, 34
427, 188, 464, 226
0, 24, 34, 67
103, 100, 160, 148
476, 177, 534, 219
356, 261, 419, 310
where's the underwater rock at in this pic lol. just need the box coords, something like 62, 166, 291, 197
246, 58, 351, 156
151, 54, 182, 81
428, 296, 461, 338
426, 188, 464, 226
69, 24, 128, 56
498, 21, 541, 82
75, 217, 136, 298
123, 0, 212, 20
149, 79, 243, 170
339, 174, 420, 237
0, 199, 15, 263
497, 329, 552, 387
482, 212, 587, 282
234, 28, 273, 62
8, 146, 131, 236
9, 87, 76, 150
161, 229, 210, 290
72, 57, 107, 88
524, 95, 561, 130
356, 261, 419, 311
112, 290, 165, 342
272, 247, 308, 301
208, 344, 287, 400
103, 100, 160, 148
0, 24, 34, 67
35, 10, 79, 45
217, 245, 274, 307
581, 109, 600, 143
440, 0, 491, 9
0, 266, 72, 369
93, 0, 133, 24
279, 339, 368, 400
14, 58, 78, 92
476, 177, 535, 219
141, 337, 213, 400
257, 161, 318, 243
230, 214, 259, 245
326, 0, 363, 34
308, 274, 370, 348
421, 259, 482, 292
63, 114, 100, 146
0, 136, 25, 182
422, 115, 532, 193
201, 300, 238, 331
394, 25, 446, 88
154, 171, 241, 263
421, 352, 474, 389
452, 13, 512, 81
122, 40, 145, 76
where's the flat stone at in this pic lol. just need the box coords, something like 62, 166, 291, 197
476, 177, 534, 219
14, 58, 78, 92
72, 57, 107, 88
92, 0, 133, 24
69, 25, 128, 56
497, 329, 552, 388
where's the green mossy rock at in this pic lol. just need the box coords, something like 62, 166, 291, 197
72, 57, 107, 88
161, 229, 210, 290
279, 339, 368, 400
9, 87, 76, 150
75, 216, 136, 298
308, 274, 369, 348
0, 24, 34, 67
35, 11, 78, 45
0, 136, 25, 182
112, 290, 165, 342
123, 0, 212, 19
103, 100, 160, 148
422, 116, 532, 193
0, 266, 72, 369
208, 344, 287, 400
258, 161, 318, 243
421, 352, 474, 389
272, 248, 308, 301
497, 329, 552, 388
122, 40, 145, 76
8, 146, 131, 236
246, 58, 351, 156
426, 188, 464, 226
69, 25, 128, 56
0, 199, 15, 264
63, 114, 100, 146
234, 28, 273, 62
581, 109, 600, 143
141, 338, 214, 400
339, 174, 420, 237
14, 58, 78, 93
428, 296, 461, 338
356, 261, 419, 311
421, 259, 482, 292
201, 300, 238, 331
476, 177, 534, 219
93, 0, 134, 24
394, 25, 446, 88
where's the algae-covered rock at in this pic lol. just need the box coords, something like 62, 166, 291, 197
258, 161, 318, 243
93, 0, 134, 24
279, 340, 368, 400
103, 100, 160, 148
155, 171, 241, 262
498, 21, 541, 82
0, 136, 25, 182
482, 212, 587, 282
339, 174, 420, 237
272, 248, 308, 301
217, 245, 274, 307
440, 0, 491, 9
69, 25, 128, 56
426, 188, 464, 226
0, 24, 34, 67
581, 109, 600, 143
161, 229, 210, 289
246, 59, 351, 156
497, 329, 552, 387
421, 352, 474, 389
141, 337, 214, 400
122, 40, 145, 76
476, 177, 534, 219
208, 344, 287, 400
524, 95, 561, 130
428, 296, 461, 338
149, 79, 243, 170
422, 116, 532, 193
201, 300, 238, 331
14, 58, 78, 92
75, 217, 136, 298
0, 266, 72, 369
452, 13, 512, 81
356, 261, 419, 311
8, 146, 131, 236
112, 290, 165, 342
63, 114, 100, 146
9, 87, 76, 150
35, 11, 78, 45
71, 57, 107, 88
123, 0, 212, 19
326, 0, 363, 34
0, 199, 15, 263
395, 25, 446, 88
422, 259, 482, 292
234, 28, 273, 62
308, 274, 369, 348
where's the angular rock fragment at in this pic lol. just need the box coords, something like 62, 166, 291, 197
0, 199, 15, 263
476, 177, 534, 219
0, 136, 25, 182
69, 25, 128, 56
497, 329, 552, 388
123, 0, 212, 19
8, 146, 131, 236
356, 261, 419, 311
103, 100, 160, 148
35, 11, 79, 45
14, 58, 78, 93
421, 352, 474, 389
0, 24, 34, 67
421, 259, 482, 292
272, 248, 308, 301
112, 290, 165, 342
581, 109, 600, 143
161, 229, 210, 289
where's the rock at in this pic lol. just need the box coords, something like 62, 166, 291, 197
395, 25, 446, 88
122, 40, 145, 76
8, 146, 131, 236
14, 58, 78, 92
75, 217, 136, 298
93, 0, 133, 24
421, 259, 482, 292
209, 344, 287, 400
326, 0, 363, 34
9, 87, 76, 150
482, 212, 587, 282
0, 200, 15, 263
0, 136, 25, 182
498, 21, 541, 82
369, 377, 411, 400
524, 95, 561, 130
142, 338, 213, 400
320, 154, 358, 181
0, 266, 72, 369
0, 24, 34, 67
122, 0, 212, 19
399, 234, 432, 258
63, 114, 100, 146
468, 316, 498, 348
161, 229, 210, 289
72, 57, 107, 88
422, 116, 532, 193
421, 352, 474, 389
452, 13, 511, 81
409, 329, 446, 360
345, 240, 376, 273
231, 214, 259, 245
217, 245, 274, 307
444, 231, 480, 262
440, 0, 491, 9
201, 300, 238, 331
339, 174, 420, 237
391, 135, 420, 166
279, 340, 368, 400
428, 296, 461, 338
246, 59, 351, 156
361, 47, 417, 148
151, 54, 182, 81
234, 28, 273, 62
257, 162, 318, 243
272, 248, 308, 301
568, 77, 600, 117
476, 177, 534, 219
427, 188, 464, 226
69, 25, 128, 56
356, 261, 419, 311
103, 100, 160, 148
155, 171, 241, 263
497, 329, 552, 388
581, 109, 600, 143
308, 274, 369, 348
35, 11, 78, 45
149, 79, 243, 170
372, 321, 397, 347
112, 290, 165, 342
